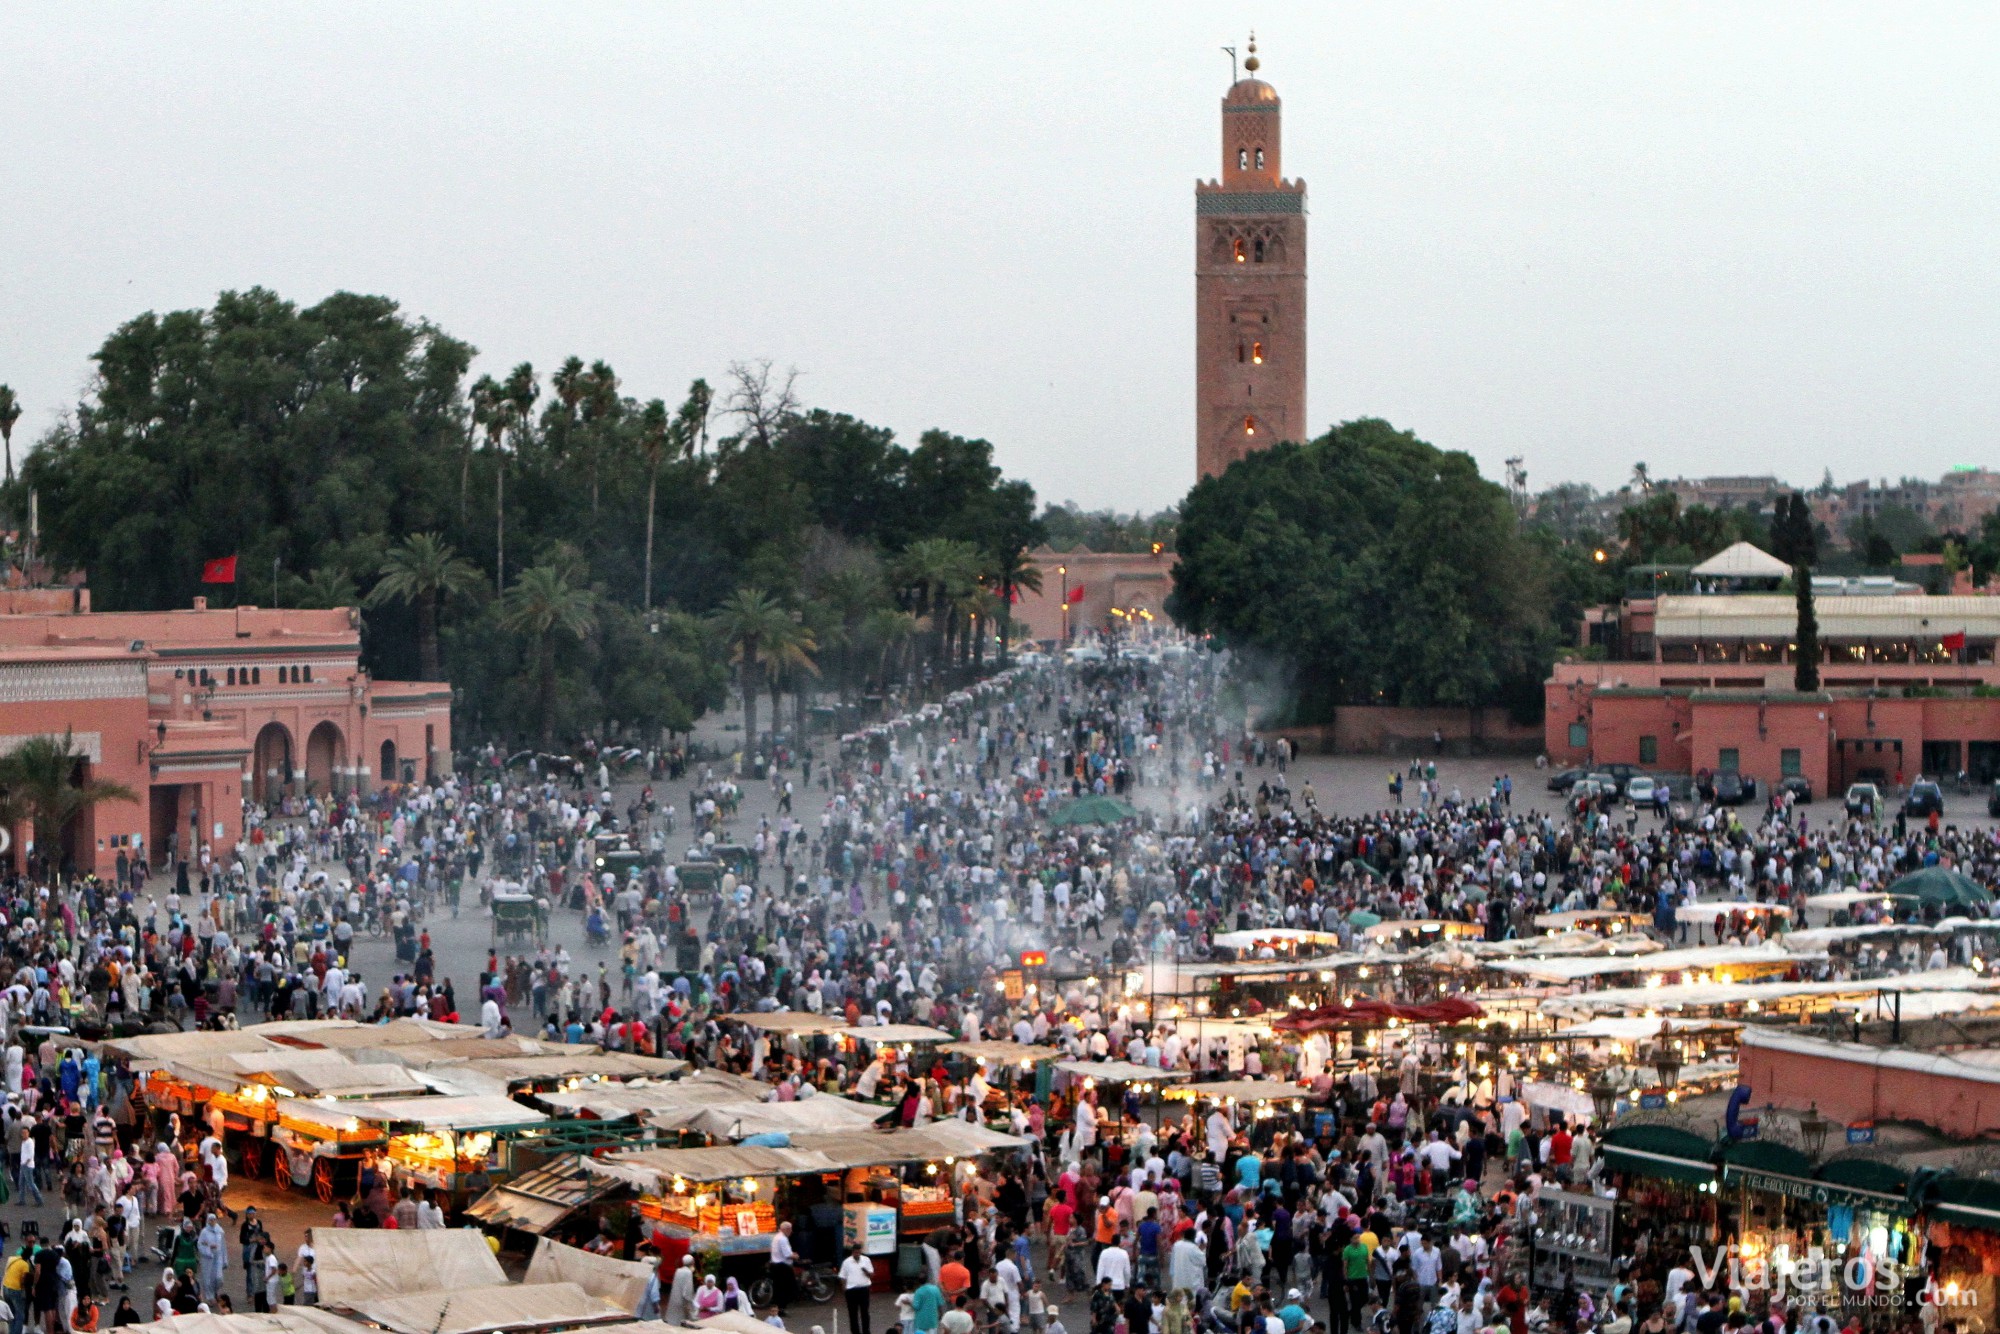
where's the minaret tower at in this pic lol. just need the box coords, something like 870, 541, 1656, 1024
1195, 34, 1307, 479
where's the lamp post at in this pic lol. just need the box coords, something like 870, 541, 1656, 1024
1798, 1102, 1831, 1160
1059, 565, 1069, 645
1651, 1042, 1682, 1091
1589, 1070, 1619, 1125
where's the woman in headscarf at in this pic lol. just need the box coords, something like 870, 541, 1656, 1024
151, 1145, 178, 1216
694, 1275, 723, 1317
721, 1278, 744, 1312
111, 1296, 141, 1328
196, 1215, 227, 1303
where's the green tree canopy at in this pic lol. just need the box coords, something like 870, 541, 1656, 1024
1169, 419, 1554, 720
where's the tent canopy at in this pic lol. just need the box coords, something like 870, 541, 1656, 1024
1886, 866, 1993, 909
346, 1283, 628, 1334
525, 1238, 655, 1314
1690, 541, 1790, 579
1047, 795, 1138, 826
311, 1228, 508, 1308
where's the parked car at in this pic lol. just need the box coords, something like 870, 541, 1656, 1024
1599, 763, 1643, 789
1625, 775, 1659, 804
1778, 775, 1814, 804
1845, 782, 1884, 819
1585, 770, 1623, 795
1712, 771, 1749, 805
1904, 778, 1946, 818
1547, 768, 1589, 792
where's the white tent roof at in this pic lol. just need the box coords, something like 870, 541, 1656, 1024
310, 1227, 508, 1308
525, 1238, 655, 1315
1690, 542, 1790, 578
345, 1283, 628, 1334
1488, 941, 1809, 983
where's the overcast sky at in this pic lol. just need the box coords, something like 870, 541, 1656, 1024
6, 4, 1999, 512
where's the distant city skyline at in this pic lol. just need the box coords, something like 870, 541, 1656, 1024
6, 6, 2000, 511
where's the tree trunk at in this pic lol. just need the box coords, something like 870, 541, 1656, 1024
418, 592, 440, 683
643, 465, 658, 611
537, 636, 556, 749
997, 585, 1013, 669
496, 459, 507, 595
741, 652, 761, 756
460, 421, 474, 524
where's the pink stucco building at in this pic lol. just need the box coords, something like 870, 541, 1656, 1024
0, 589, 449, 877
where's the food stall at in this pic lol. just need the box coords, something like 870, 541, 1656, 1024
270, 1099, 391, 1200
332, 1095, 551, 1202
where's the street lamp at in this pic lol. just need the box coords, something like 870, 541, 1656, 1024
1798, 1103, 1831, 1161
1650, 1041, 1682, 1091
1589, 1070, 1619, 1125
1058, 565, 1070, 645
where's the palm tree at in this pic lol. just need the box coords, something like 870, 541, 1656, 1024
896, 538, 982, 678
859, 607, 918, 689
2, 732, 136, 879
637, 399, 686, 610
294, 566, 359, 609
989, 545, 1044, 667
367, 534, 487, 682
707, 587, 818, 752
496, 363, 539, 593
580, 360, 622, 515
462, 375, 499, 523
0, 385, 19, 484
1630, 462, 1652, 493
498, 559, 597, 748
954, 584, 1002, 672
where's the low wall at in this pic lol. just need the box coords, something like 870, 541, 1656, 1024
1262, 707, 1544, 757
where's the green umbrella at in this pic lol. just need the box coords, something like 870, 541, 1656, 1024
1345, 910, 1383, 930
1047, 794, 1139, 826
1885, 865, 1993, 909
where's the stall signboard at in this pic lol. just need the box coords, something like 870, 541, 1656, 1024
1722, 1166, 1912, 1217
1639, 1093, 1667, 1111
1846, 1122, 1876, 1145
1002, 970, 1025, 1002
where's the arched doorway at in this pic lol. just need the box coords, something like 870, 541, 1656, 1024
379, 739, 397, 790
253, 722, 294, 804
305, 721, 345, 795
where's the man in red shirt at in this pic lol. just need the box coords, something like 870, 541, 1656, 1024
1548, 1123, 1574, 1182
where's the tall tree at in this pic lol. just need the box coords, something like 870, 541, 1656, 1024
707, 587, 817, 752
367, 533, 486, 681
496, 362, 539, 593
497, 555, 597, 747
463, 374, 499, 524
0, 386, 19, 484
1771, 491, 1821, 691
989, 544, 1044, 667
3, 732, 136, 879
580, 359, 622, 515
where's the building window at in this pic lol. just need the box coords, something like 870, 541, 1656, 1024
1255, 147, 1265, 169
1233, 238, 1246, 263
1781, 748, 1802, 777
227, 667, 236, 686
1237, 342, 1246, 363
303, 664, 312, 683
1718, 748, 1740, 772
1238, 148, 1248, 169
1243, 417, 1256, 436
1568, 723, 1589, 749
1253, 238, 1265, 262
1251, 341, 1264, 365
252, 667, 260, 684
1639, 735, 1658, 765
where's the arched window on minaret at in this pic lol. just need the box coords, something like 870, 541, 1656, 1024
1252, 341, 1264, 365
1244, 417, 1257, 436
1237, 342, 1246, 363
1238, 148, 1248, 169
1253, 238, 1265, 263
1256, 147, 1265, 169
1233, 238, 1246, 263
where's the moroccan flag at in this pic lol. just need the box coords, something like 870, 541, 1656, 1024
1943, 630, 1967, 652
201, 555, 238, 584
1067, 585, 1086, 604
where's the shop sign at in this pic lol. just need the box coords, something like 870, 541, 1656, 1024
1639, 1093, 1667, 1110
1001, 970, 1025, 1001
1724, 1166, 1912, 1217
1846, 1121, 1876, 1145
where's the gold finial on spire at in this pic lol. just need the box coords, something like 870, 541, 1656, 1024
1244, 32, 1259, 73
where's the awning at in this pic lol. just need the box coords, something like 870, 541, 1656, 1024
331, 1094, 549, 1131
465, 1155, 621, 1235
345, 1282, 629, 1334
1160, 1079, 1306, 1105
1600, 1125, 1716, 1185
838, 1025, 956, 1044
585, 1144, 842, 1190
311, 1228, 508, 1308
938, 1041, 1063, 1066
1053, 1060, 1189, 1083
524, 1238, 655, 1314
